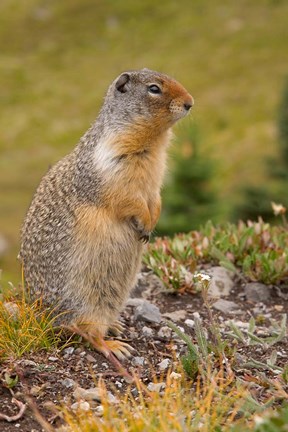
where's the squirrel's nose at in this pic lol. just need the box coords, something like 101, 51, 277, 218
183, 96, 194, 111
184, 103, 192, 111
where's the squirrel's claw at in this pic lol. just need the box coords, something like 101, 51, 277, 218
108, 320, 125, 336
102, 339, 135, 360
140, 234, 150, 244
66, 324, 135, 361
131, 217, 151, 243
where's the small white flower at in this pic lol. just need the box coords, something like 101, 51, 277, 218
194, 272, 211, 282
254, 415, 265, 426
271, 201, 286, 216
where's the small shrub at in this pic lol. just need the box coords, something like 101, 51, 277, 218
146, 218, 288, 291
0, 289, 63, 360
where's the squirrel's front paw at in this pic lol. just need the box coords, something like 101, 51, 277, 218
131, 217, 151, 243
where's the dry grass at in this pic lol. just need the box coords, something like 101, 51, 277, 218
58, 369, 253, 432
0, 284, 62, 360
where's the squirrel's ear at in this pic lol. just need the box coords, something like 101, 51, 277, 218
115, 73, 130, 93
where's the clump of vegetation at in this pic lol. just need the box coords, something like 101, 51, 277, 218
145, 215, 288, 292
0, 284, 63, 360
59, 368, 254, 432
252, 406, 288, 432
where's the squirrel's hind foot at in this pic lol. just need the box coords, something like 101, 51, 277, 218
66, 323, 135, 361
102, 339, 135, 360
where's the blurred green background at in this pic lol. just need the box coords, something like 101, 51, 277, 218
1, 0, 288, 284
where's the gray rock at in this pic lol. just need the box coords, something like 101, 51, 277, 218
86, 354, 97, 363
244, 282, 271, 302
184, 319, 195, 328
61, 378, 76, 389
157, 326, 172, 339
134, 301, 162, 323
212, 299, 239, 314
207, 266, 234, 297
131, 387, 139, 397
163, 310, 187, 322
73, 387, 118, 404
158, 358, 170, 371
71, 401, 90, 411
95, 405, 104, 416
3, 302, 19, 319
229, 320, 249, 329
20, 359, 37, 367
147, 382, 166, 393
131, 272, 165, 298
126, 298, 145, 307
169, 371, 182, 380
63, 347, 75, 356
132, 356, 145, 367
142, 326, 154, 337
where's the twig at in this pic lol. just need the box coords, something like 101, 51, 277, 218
0, 397, 26, 422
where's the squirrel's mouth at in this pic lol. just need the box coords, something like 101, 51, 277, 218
169, 96, 194, 121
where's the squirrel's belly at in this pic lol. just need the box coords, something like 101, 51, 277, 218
66, 205, 143, 319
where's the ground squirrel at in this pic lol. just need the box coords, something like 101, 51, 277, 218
19, 69, 193, 358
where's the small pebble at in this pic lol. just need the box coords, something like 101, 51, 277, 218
131, 387, 139, 397
163, 310, 187, 321
73, 387, 101, 402
63, 347, 75, 356
147, 382, 166, 393
134, 301, 162, 323
86, 354, 97, 363
142, 326, 154, 337
184, 319, 195, 328
169, 372, 182, 380
158, 358, 170, 371
21, 359, 37, 367
157, 326, 172, 339
61, 378, 76, 389
71, 401, 90, 411
95, 405, 104, 416
48, 356, 58, 362
107, 392, 119, 405
132, 356, 145, 367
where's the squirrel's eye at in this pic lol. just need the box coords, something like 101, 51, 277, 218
148, 84, 161, 94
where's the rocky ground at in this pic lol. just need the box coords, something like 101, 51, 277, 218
0, 266, 287, 432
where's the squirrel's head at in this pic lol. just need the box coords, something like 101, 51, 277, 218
104, 69, 193, 133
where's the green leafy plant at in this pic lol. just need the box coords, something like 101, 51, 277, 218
227, 315, 287, 348
146, 218, 288, 292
